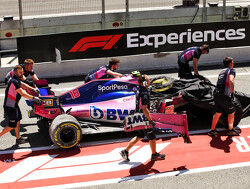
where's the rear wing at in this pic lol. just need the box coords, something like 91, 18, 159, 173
124, 113, 191, 143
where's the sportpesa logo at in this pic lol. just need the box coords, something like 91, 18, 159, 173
98, 84, 128, 92
127, 28, 246, 48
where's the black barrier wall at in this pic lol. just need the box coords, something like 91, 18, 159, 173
17, 21, 250, 64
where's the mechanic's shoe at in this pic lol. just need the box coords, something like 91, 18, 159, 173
16, 136, 29, 144
151, 152, 165, 161
227, 128, 240, 136
208, 129, 219, 136
120, 150, 130, 161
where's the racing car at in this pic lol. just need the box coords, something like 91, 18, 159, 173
26, 75, 191, 149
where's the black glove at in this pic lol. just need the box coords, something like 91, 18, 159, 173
33, 97, 42, 104
149, 120, 156, 127
33, 88, 40, 95
194, 74, 205, 80
24, 79, 34, 86
230, 93, 235, 100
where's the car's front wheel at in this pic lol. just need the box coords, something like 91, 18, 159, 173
49, 114, 82, 148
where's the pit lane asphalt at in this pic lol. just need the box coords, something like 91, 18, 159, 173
1, 64, 250, 188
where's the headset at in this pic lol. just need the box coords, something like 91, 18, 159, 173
131, 71, 148, 87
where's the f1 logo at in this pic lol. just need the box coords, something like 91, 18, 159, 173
69, 34, 123, 52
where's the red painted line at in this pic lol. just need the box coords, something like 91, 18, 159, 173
0, 127, 249, 189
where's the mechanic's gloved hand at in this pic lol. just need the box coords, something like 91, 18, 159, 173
149, 120, 156, 127
24, 79, 34, 86
33, 97, 42, 104
33, 88, 40, 95
230, 93, 235, 100
194, 74, 205, 80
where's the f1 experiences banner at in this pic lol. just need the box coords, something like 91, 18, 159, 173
17, 20, 250, 63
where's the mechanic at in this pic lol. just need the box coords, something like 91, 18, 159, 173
84, 58, 123, 83
178, 44, 209, 79
0, 65, 42, 144
5, 58, 39, 85
120, 72, 165, 161
208, 57, 240, 136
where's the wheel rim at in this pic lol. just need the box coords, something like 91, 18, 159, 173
60, 127, 76, 143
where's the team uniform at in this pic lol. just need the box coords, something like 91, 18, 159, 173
214, 67, 236, 114
85, 65, 113, 83
3, 75, 22, 128
208, 65, 240, 136
135, 85, 156, 140
120, 83, 164, 161
5, 64, 35, 85
178, 47, 202, 79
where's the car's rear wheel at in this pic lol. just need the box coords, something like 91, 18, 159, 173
49, 114, 82, 148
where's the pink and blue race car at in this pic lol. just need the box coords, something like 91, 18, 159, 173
26, 75, 191, 148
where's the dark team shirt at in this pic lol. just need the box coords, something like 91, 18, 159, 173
88, 65, 113, 81
4, 75, 22, 108
178, 47, 202, 64
5, 64, 35, 82
136, 85, 150, 112
216, 67, 236, 96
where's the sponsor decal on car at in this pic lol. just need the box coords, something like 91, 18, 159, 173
89, 106, 134, 121
123, 95, 135, 102
98, 84, 128, 92
126, 113, 148, 126
42, 99, 53, 107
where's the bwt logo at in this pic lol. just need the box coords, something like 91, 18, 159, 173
69, 34, 123, 52
90, 106, 134, 121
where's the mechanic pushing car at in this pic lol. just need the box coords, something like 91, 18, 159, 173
208, 57, 240, 136
120, 72, 165, 161
84, 58, 123, 83
178, 44, 209, 79
5, 58, 39, 85
0, 65, 42, 144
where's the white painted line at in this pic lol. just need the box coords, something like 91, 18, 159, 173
28, 161, 250, 189
41, 146, 139, 169
0, 125, 248, 155
0, 155, 58, 183
0, 146, 59, 155
237, 125, 250, 129
206, 72, 250, 79
20, 143, 170, 182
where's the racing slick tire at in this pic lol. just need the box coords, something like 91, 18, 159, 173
218, 97, 243, 127
49, 114, 82, 149
150, 76, 174, 92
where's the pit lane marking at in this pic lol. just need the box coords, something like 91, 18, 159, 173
27, 161, 250, 189
1, 125, 250, 188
